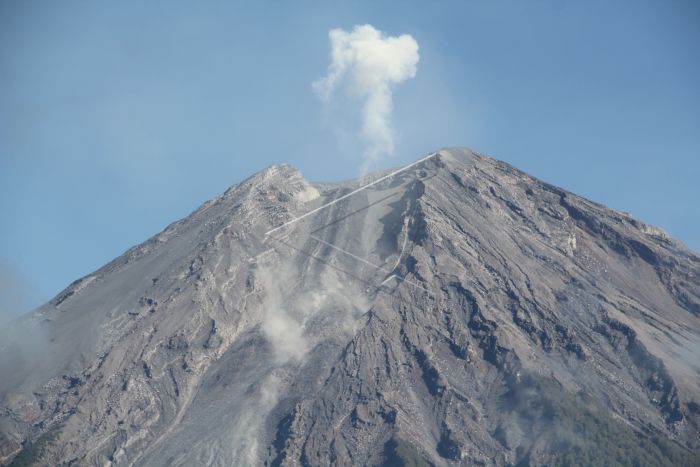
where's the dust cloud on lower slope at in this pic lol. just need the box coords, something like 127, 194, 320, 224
0, 261, 49, 395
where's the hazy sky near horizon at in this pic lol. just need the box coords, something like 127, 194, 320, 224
1, 0, 699, 314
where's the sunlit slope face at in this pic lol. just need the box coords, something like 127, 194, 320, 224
1, 148, 699, 466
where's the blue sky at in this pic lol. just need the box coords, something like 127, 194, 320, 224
1, 0, 699, 314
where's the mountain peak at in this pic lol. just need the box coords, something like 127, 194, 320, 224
252, 163, 301, 181
222, 163, 319, 205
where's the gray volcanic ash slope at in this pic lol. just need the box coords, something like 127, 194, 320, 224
1, 148, 699, 466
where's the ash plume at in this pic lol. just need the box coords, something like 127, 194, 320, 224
313, 24, 419, 174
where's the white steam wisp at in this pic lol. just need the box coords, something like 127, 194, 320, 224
313, 24, 419, 173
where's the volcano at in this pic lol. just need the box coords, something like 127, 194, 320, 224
1, 148, 699, 466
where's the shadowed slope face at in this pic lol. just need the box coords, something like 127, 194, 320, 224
1, 149, 699, 466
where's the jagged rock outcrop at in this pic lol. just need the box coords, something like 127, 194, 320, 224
1, 148, 699, 466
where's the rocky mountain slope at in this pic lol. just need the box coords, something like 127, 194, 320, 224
1, 148, 699, 466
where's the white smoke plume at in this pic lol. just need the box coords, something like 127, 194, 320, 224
257, 259, 367, 363
313, 24, 420, 173
223, 258, 368, 463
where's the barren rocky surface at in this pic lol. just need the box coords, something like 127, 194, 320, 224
1, 148, 699, 466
